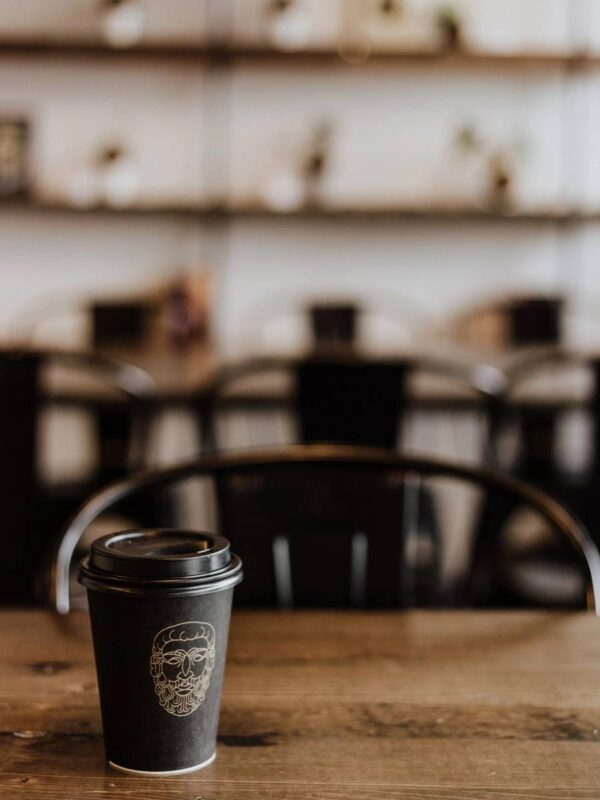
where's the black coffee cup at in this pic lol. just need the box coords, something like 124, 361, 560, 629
79, 529, 243, 776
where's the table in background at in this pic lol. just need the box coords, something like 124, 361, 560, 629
2, 610, 599, 798
48, 341, 595, 413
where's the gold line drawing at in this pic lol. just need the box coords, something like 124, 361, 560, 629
150, 621, 216, 716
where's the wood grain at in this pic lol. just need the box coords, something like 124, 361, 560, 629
1, 610, 600, 798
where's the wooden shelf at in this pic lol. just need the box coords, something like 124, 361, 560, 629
0, 41, 210, 63
0, 41, 597, 69
226, 47, 599, 70
0, 199, 205, 220
2, 198, 598, 224
225, 205, 593, 224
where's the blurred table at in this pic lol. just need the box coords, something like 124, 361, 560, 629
2, 609, 599, 797
97, 340, 219, 400
39, 340, 600, 421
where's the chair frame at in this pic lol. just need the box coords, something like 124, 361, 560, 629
197, 353, 508, 456
51, 444, 600, 615
0, 347, 155, 604
32, 347, 155, 400
38, 347, 156, 473
502, 345, 596, 382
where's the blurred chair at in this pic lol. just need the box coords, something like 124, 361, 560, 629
198, 352, 505, 455
89, 300, 154, 489
15, 294, 155, 350
445, 295, 566, 606
14, 296, 156, 487
295, 355, 405, 447
470, 346, 600, 607
308, 302, 358, 350
231, 292, 431, 356
445, 294, 563, 354
51, 445, 600, 614
91, 300, 152, 348
0, 348, 158, 604
199, 351, 505, 603
509, 297, 563, 347
198, 353, 505, 602
502, 297, 563, 493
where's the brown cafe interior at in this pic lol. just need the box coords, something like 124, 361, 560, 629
2, 0, 600, 793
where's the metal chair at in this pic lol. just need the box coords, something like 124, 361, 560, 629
230, 291, 430, 356
50, 445, 600, 615
444, 294, 563, 353
198, 352, 506, 455
197, 353, 506, 603
0, 348, 155, 603
471, 345, 600, 607
308, 302, 358, 349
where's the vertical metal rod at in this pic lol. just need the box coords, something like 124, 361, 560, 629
402, 471, 422, 607
350, 531, 368, 607
273, 535, 294, 608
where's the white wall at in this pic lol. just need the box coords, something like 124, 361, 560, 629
0, 0, 600, 354
219, 218, 563, 354
1, 211, 203, 341
231, 0, 580, 54
0, 0, 210, 43
0, 58, 207, 206
229, 65, 566, 209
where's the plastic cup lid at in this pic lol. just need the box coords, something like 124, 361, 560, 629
89, 529, 232, 580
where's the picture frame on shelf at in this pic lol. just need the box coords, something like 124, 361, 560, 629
0, 117, 29, 198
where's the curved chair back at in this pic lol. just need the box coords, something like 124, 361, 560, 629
445, 295, 563, 352
42, 347, 155, 478
199, 353, 506, 457
43, 347, 155, 399
473, 347, 600, 588
494, 345, 600, 480
502, 345, 593, 384
51, 445, 600, 615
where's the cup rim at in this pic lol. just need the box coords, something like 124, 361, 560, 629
78, 528, 243, 597
78, 553, 243, 597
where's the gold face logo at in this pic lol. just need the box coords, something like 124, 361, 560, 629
150, 622, 216, 716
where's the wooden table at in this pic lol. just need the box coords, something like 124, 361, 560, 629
2, 610, 600, 798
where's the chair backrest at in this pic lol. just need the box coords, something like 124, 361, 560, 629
308, 303, 358, 348
230, 290, 430, 355
43, 348, 155, 400
0, 348, 154, 603
216, 458, 408, 607
445, 295, 563, 353
508, 297, 563, 347
296, 356, 407, 447
200, 354, 506, 454
91, 301, 152, 348
51, 445, 600, 615
465, 346, 600, 609
500, 346, 597, 477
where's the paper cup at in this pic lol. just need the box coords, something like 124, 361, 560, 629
79, 529, 242, 774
